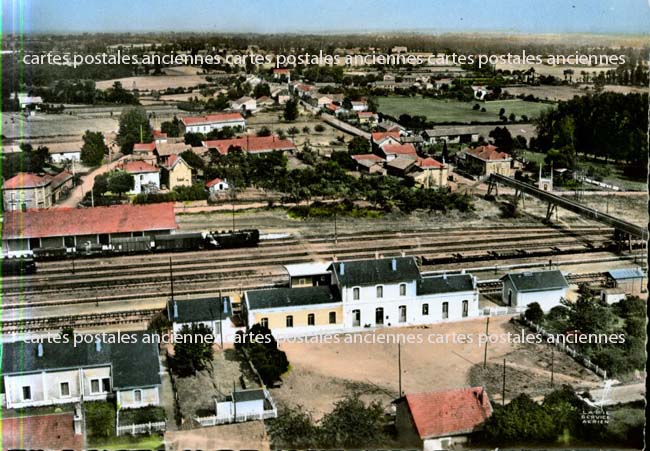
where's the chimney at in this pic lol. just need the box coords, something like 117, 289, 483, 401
391, 258, 397, 271
37, 342, 44, 358
443, 272, 447, 280
339, 263, 345, 275
223, 297, 229, 314
173, 301, 178, 319
95, 338, 102, 352
461, 269, 466, 274
375, 251, 379, 259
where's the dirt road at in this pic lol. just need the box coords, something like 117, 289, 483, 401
57, 156, 127, 208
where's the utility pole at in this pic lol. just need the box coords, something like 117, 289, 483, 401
334, 210, 338, 246
483, 317, 490, 369
398, 342, 402, 397
502, 358, 506, 406
219, 289, 224, 349
169, 257, 175, 302
550, 347, 555, 387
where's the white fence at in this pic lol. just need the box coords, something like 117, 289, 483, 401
480, 306, 524, 316
196, 409, 277, 427
116, 421, 166, 436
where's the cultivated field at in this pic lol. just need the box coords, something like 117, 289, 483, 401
377, 96, 553, 123
504, 84, 649, 102
96, 74, 209, 91
2, 113, 119, 139
495, 63, 618, 78
272, 317, 601, 419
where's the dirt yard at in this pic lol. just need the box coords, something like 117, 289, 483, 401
166, 421, 270, 451
272, 316, 600, 420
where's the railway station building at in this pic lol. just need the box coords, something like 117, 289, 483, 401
243, 256, 480, 337
2, 332, 162, 409
1, 202, 178, 257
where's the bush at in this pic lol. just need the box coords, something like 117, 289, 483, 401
524, 302, 544, 323
132, 184, 208, 204
237, 324, 289, 386
85, 401, 116, 439
119, 406, 166, 425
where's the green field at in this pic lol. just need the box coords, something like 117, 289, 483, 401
377, 96, 554, 123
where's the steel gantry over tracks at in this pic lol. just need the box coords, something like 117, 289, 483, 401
486, 174, 648, 242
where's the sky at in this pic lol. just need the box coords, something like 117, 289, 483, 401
2, 0, 650, 35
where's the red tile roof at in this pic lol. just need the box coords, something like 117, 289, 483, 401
133, 142, 156, 152
153, 130, 168, 138
382, 143, 417, 156
2, 413, 84, 450
274, 68, 290, 74
2, 203, 178, 239
120, 160, 159, 173
372, 131, 401, 143
326, 103, 341, 111
203, 135, 296, 155
358, 111, 377, 117
205, 177, 224, 188
2, 172, 51, 189
181, 113, 245, 126
417, 157, 445, 168
352, 154, 384, 162
466, 144, 510, 161
405, 387, 492, 439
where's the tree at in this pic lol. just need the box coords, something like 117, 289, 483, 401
287, 126, 300, 138
480, 394, 556, 445
319, 395, 387, 448
524, 302, 544, 323
93, 173, 109, 197
267, 406, 318, 448
160, 116, 181, 137
283, 98, 299, 121
302, 126, 310, 134
253, 83, 271, 98
347, 136, 370, 155
107, 170, 134, 197
489, 126, 514, 152
80, 130, 108, 166
172, 323, 214, 377
117, 106, 153, 154
184, 132, 205, 147
314, 124, 325, 133
257, 126, 272, 137
180, 150, 205, 170
236, 323, 289, 386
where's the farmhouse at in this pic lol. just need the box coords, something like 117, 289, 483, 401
202, 135, 296, 155
351, 154, 386, 174
379, 143, 418, 161
395, 387, 492, 450
180, 113, 246, 134
230, 96, 257, 114
119, 160, 160, 194
372, 131, 402, 150
160, 154, 193, 190
1, 202, 177, 256
243, 257, 479, 337
501, 270, 569, 311
2, 171, 74, 211
44, 141, 82, 163
461, 144, 512, 178
167, 296, 237, 341
422, 127, 479, 145
411, 158, 448, 188
1, 332, 162, 409
358, 111, 379, 124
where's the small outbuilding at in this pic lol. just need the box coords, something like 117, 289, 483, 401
500, 270, 569, 311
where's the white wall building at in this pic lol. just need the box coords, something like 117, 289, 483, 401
121, 160, 160, 194
181, 113, 246, 134
501, 270, 569, 312
167, 296, 238, 343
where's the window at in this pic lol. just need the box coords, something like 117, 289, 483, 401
399, 305, 407, 323
102, 378, 111, 392
329, 312, 337, 324
64, 236, 75, 248
353, 287, 360, 300
352, 310, 361, 327
375, 307, 384, 325
376, 286, 383, 298
308, 313, 315, 326
286, 315, 294, 328
422, 303, 429, 315
399, 284, 406, 296
260, 317, 269, 328
22, 386, 31, 401
462, 300, 469, 317
60, 382, 70, 397
91, 379, 100, 393
442, 302, 449, 319
134, 389, 142, 403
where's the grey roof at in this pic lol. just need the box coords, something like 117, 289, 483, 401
417, 274, 475, 295
607, 268, 644, 280
330, 257, 421, 287
386, 157, 417, 172
423, 127, 478, 137
1, 332, 161, 389
233, 388, 265, 403
501, 270, 568, 292
168, 297, 231, 323
246, 285, 341, 310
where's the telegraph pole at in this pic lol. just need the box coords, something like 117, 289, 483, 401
550, 347, 555, 387
398, 342, 402, 397
334, 210, 338, 245
502, 358, 506, 406
219, 289, 224, 349
483, 317, 490, 369
169, 257, 175, 302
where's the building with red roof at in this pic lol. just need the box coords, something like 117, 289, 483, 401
2, 413, 84, 450
378, 143, 418, 161
206, 177, 230, 194
2, 203, 177, 256
2, 171, 74, 211
180, 112, 246, 134
461, 144, 512, 178
160, 154, 193, 190
395, 387, 492, 450
202, 135, 296, 156
351, 154, 386, 174
372, 131, 402, 150
118, 160, 161, 194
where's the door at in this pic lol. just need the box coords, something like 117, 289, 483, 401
399, 305, 407, 323
352, 310, 361, 327
507, 289, 513, 307
375, 307, 384, 326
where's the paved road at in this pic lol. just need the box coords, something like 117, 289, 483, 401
57, 156, 127, 208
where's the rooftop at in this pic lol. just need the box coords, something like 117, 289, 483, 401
465, 144, 511, 162
2, 203, 178, 239
372, 131, 401, 143
382, 143, 417, 156
2, 413, 84, 450
284, 262, 331, 277
203, 135, 295, 155
168, 296, 232, 323
181, 113, 245, 126
246, 285, 341, 310
501, 270, 569, 292
155, 142, 192, 157
607, 267, 645, 280
404, 386, 492, 439
330, 256, 420, 287
120, 160, 159, 173
133, 142, 157, 152
417, 274, 475, 295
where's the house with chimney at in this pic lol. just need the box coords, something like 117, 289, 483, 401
1, 332, 162, 409
243, 256, 479, 337
2, 171, 74, 211
167, 296, 237, 342
459, 144, 512, 178
395, 386, 492, 450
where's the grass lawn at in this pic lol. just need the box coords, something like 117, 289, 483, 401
88, 434, 164, 450
377, 96, 553, 123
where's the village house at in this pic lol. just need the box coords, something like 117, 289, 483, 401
2, 171, 74, 211
377, 120, 407, 134
274, 89, 291, 105
153, 130, 168, 144
395, 387, 492, 450
372, 131, 402, 151
385, 156, 418, 177
256, 96, 274, 108
160, 154, 192, 190
357, 111, 379, 125
205, 177, 230, 194
351, 154, 386, 174
411, 158, 448, 188
1, 332, 162, 409
132, 142, 157, 163
202, 135, 296, 155
273, 68, 290, 80
243, 257, 479, 337
180, 113, 246, 135
118, 160, 160, 194
230, 96, 257, 114
500, 270, 569, 311
154, 142, 192, 166
460, 144, 512, 178
1, 202, 177, 257
167, 296, 237, 341
422, 127, 479, 145
350, 100, 368, 112
44, 141, 82, 163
